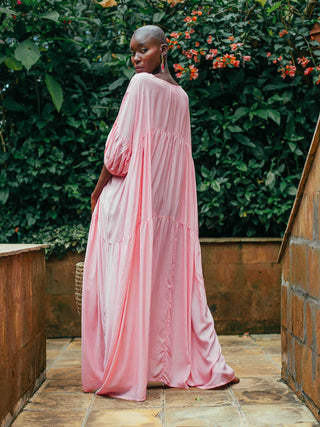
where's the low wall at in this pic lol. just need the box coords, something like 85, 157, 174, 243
201, 238, 281, 334
0, 244, 47, 427
46, 251, 84, 337
46, 238, 281, 337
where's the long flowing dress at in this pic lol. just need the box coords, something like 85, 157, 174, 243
81, 72, 235, 401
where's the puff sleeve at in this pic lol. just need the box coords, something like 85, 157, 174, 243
104, 77, 139, 176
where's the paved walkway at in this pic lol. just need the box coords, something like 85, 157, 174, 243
12, 334, 319, 426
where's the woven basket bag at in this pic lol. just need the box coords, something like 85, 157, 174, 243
75, 261, 84, 316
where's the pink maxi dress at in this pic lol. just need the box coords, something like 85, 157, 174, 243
81, 72, 236, 401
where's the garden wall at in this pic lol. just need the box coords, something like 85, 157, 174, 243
279, 115, 320, 422
46, 238, 281, 338
0, 244, 47, 427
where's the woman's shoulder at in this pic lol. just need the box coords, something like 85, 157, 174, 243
129, 72, 187, 96
129, 72, 152, 86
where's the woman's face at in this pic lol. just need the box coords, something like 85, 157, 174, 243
130, 34, 162, 74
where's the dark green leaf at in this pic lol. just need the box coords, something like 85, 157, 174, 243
15, 40, 41, 71
45, 74, 63, 112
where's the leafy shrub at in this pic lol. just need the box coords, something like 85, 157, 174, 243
0, 0, 319, 254
22, 224, 89, 258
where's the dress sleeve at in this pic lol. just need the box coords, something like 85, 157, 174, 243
104, 77, 139, 177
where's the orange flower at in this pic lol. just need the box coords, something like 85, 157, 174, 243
170, 32, 179, 38
284, 63, 296, 77
279, 67, 286, 79
185, 31, 191, 39
184, 49, 198, 59
231, 43, 238, 51
206, 49, 218, 60
304, 67, 314, 75
243, 56, 251, 62
184, 16, 192, 22
207, 35, 213, 44
212, 57, 224, 69
297, 57, 309, 68
15, 227, 19, 233
173, 63, 184, 71
267, 52, 271, 57
279, 30, 288, 37
228, 35, 234, 41
189, 64, 199, 80
195, 42, 200, 47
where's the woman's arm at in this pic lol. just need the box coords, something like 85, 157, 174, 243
91, 164, 112, 214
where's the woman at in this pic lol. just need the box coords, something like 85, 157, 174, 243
81, 25, 238, 401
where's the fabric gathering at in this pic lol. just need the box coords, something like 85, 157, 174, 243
81, 72, 236, 401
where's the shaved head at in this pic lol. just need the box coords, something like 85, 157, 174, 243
130, 25, 169, 75
132, 25, 167, 45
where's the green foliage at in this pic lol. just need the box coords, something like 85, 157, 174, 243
22, 224, 89, 258
0, 0, 319, 253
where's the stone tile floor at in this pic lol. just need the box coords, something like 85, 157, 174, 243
12, 334, 319, 426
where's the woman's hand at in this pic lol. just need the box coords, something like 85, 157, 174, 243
91, 194, 98, 215
90, 165, 112, 215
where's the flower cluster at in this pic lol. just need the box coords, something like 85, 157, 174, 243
173, 63, 198, 80
191, 10, 202, 16
167, 3, 320, 87
167, 33, 181, 50
279, 30, 288, 37
231, 43, 242, 51
298, 57, 309, 67
279, 62, 296, 78
267, 52, 320, 83
184, 16, 197, 23
206, 49, 218, 60
167, 14, 252, 81
212, 53, 240, 69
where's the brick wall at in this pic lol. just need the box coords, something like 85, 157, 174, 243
46, 238, 281, 337
280, 131, 320, 421
0, 245, 46, 426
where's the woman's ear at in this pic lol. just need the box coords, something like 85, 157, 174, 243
161, 44, 168, 56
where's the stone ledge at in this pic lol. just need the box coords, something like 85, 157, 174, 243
0, 244, 49, 258
199, 237, 282, 243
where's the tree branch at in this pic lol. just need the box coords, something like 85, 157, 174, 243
303, 0, 318, 19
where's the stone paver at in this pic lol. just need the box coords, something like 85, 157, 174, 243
12, 335, 320, 427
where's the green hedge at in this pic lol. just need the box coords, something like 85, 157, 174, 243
0, 0, 319, 256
